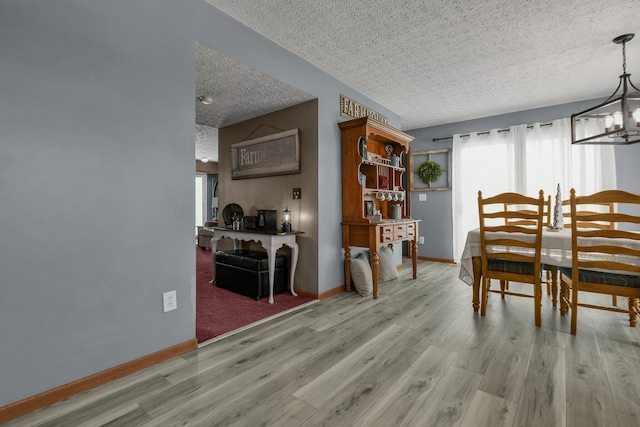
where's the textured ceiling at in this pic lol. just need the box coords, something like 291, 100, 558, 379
205, 0, 640, 133
195, 43, 314, 162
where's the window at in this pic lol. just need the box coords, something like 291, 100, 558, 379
452, 118, 617, 262
195, 173, 207, 236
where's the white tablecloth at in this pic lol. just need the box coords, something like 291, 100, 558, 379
458, 227, 640, 285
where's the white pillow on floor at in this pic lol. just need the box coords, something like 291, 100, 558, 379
350, 253, 373, 296
379, 245, 398, 282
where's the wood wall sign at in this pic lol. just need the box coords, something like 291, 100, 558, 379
340, 94, 388, 124
230, 128, 300, 179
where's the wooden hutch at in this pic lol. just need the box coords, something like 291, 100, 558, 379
339, 117, 419, 298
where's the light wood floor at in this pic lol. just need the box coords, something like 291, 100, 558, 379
7, 260, 640, 426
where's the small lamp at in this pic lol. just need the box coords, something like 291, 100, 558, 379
281, 207, 292, 232
211, 196, 218, 220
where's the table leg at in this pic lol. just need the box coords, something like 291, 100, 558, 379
267, 244, 276, 304
371, 250, 379, 299
412, 237, 418, 279
472, 256, 481, 312
287, 241, 299, 296
208, 236, 221, 284
344, 247, 352, 292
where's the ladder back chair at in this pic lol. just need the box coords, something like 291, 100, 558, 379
479, 190, 546, 327
503, 196, 554, 298
553, 198, 619, 306
559, 189, 640, 335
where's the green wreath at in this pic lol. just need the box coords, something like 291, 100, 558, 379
417, 160, 443, 185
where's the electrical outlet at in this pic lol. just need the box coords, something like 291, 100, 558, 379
419, 236, 425, 244
293, 188, 301, 199
163, 290, 177, 312
419, 193, 427, 202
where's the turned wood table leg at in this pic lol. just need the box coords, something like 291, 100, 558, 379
412, 237, 418, 279
472, 256, 481, 313
371, 250, 379, 299
344, 247, 352, 292
559, 276, 569, 316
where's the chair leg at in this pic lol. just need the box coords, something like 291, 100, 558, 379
629, 297, 638, 327
499, 280, 506, 299
481, 278, 488, 317
550, 266, 558, 308
534, 282, 541, 327
546, 269, 551, 295
613, 295, 618, 306
570, 282, 579, 335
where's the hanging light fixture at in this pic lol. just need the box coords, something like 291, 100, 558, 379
571, 34, 640, 145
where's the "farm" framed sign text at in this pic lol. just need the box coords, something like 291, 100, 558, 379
230, 128, 300, 180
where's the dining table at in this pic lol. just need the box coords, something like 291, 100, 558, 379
458, 227, 640, 312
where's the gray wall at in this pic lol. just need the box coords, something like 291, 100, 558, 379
0, 0, 196, 406
0, 0, 399, 408
407, 99, 640, 261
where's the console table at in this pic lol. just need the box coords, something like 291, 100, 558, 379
205, 227, 303, 304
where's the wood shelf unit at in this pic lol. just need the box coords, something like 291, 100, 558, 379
339, 117, 419, 299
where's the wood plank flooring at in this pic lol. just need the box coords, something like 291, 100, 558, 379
6, 260, 640, 426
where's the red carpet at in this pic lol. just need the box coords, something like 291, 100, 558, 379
196, 246, 314, 343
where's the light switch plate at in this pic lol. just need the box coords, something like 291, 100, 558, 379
419, 193, 427, 201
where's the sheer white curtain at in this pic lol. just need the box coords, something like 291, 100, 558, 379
452, 127, 517, 262
452, 117, 617, 262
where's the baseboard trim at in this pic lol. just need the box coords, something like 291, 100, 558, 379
418, 255, 455, 264
318, 285, 345, 299
0, 338, 197, 424
294, 288, 318, 299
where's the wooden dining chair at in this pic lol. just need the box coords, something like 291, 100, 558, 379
504, 195, 552, 227
479, 190, 546, 326
561, 199, 615, 230
559, 189, 640, 335
503, 195, 553, 296
559, 198, 619, 306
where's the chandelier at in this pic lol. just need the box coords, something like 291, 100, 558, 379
571, 34, 640, 145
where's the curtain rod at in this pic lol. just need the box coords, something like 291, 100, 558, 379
432, 122, 553, 142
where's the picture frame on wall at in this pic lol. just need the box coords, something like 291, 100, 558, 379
230, 128, 300, 180
365, 200, 374, 216
409, 148, 451, 191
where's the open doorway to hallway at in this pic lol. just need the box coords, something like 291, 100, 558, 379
194, 42, 316, 343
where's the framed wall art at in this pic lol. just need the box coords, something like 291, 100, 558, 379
230, 128, 300, 180
365, 200, 374, 216
409, 149, 451, 191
